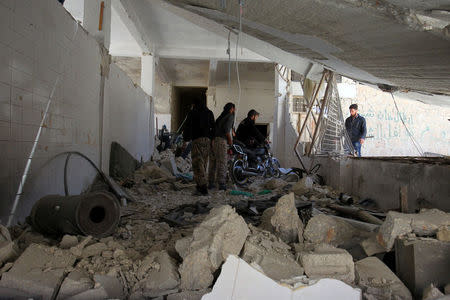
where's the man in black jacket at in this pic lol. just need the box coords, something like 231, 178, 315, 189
182, 98, 215, 195
345, 103, 367, 157
236, 109, 266, 148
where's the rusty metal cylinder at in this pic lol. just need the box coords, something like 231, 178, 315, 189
30, 191, 120, 238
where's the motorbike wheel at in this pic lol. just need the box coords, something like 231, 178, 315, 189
230, 159, 248, 186
271, 159, 281, 178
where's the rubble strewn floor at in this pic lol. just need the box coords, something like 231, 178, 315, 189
1, 150, 449, 299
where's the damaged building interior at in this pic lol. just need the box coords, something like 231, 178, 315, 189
0, 0, 450, 299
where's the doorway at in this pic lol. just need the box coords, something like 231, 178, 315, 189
171, 87, 207, 132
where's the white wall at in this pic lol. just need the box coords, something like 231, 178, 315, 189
340, 82, 450, 156
0, 0, 153, 224
103, 64, 153, 170
210, 62, 275, 127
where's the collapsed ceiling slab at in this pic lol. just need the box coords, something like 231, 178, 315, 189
164, 0, 450, 106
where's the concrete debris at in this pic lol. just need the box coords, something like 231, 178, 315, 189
355, 256, 412, 300
69, 235, 92, 257
93, 274, 125, 299
134, 250, 180, 297
299, 244, 355, 284
436, 226, 450, 242
361, 234, 386, 256
445, 283, 450, 295
241, 225, 303, 281
422, 284, 445, 300
377, 209, 450, 251
178, 205, 249, 290
263, 178, 288, 190
175, 156, 191, 173
304, 214, 364, 247
0, 243, 76, 299
0, 262, 13, 276
395, 236, 450, 298
81, 242, 108, 258
166, 289, 210, 300
264, 193, 303, 244
0, 225, 18, 266
161, 157, 179, 175
203, 255, 361, 300
291, 177, 313, 196
58, 270, 93, 299
138, 164, 173, 180
59, 235, 79, 249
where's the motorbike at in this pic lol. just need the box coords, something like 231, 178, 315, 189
229, 141, 281, 185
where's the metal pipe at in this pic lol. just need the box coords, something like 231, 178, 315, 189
30, 191, 121, 237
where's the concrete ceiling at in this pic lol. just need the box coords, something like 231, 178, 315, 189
163, 0, 450, 106
159, 58, 210, 86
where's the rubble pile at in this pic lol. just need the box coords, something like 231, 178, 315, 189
0, 148, 449, 299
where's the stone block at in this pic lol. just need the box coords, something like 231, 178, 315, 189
268, 193, 303, 244
58, 270, 93, 299
135, 250, 180, 297
59, 235, 79, 249
178, 205, 249, 290
241, 226, 303, 281
299, 244, 355, 284
395, 237, 450, 298
0, 244, 76, 300
304, 214, 360, 247
355, 256, 412, 300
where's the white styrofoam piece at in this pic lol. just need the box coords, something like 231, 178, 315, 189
202, 255, 361, 300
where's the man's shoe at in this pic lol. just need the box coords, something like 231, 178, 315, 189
218, 184, 227, 191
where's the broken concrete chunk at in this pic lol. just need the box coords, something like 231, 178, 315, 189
82, 242, 108, 258
167, 289, 210, 300
268, 193, 303, 244
135, 250, 180, 297
263, 178, 288, 190
93, 274, 125, 299
70, 235, 92, 257
59, 235, 79, 249
304, 214, 361, 247
355, 256, 412, 300
0, 244, 76, 300
0, 241, 18, 266
377, 209, 450, 251
178, 205, 249, 290
361, 234, 386, 256
445, 283, 450, 295
436, 226, 450, 242
299, 244, 355, 284
175, 236, 192, 259
65, 287, 109, 300
422, 284, 444, 300
58, 270, 93, 299
241, 226, 303, 281
291, 177, 312, 196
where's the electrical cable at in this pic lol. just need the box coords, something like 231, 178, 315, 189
390, 93, 424, 156
63, 151, 106, 196
227, 30, 231, 91
234, 0, 243, 125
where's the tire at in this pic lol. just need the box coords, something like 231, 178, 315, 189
230, 159, 248, 186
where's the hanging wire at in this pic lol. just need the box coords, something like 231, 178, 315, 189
227, 30, 231, 91
390, 93, 424, 156
234, 0, 243, 124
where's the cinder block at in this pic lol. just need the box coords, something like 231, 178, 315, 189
395, 237, 450, 298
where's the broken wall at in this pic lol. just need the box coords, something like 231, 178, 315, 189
0, 0, 154, 224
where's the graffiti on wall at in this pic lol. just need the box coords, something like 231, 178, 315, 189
340, 84, 450, 156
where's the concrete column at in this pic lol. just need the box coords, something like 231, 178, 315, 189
273, 66, 288, 165
141, 54, 155, 97
83, 0, 111, 49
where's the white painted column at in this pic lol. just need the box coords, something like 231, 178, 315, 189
273, 66, 288, 165
83, 0, 111, 48
141, 54, 155, 96
141, 54, 156, 155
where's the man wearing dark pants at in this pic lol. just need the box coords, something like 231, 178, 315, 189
345, 104, 367, 157
182, 98, 215, 195
209, 102, 235, 191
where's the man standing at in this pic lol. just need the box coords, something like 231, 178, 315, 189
345, 104, 367, 157
236, 109, 266, 148
209, 102, 235, 191
183, 98, 215, 195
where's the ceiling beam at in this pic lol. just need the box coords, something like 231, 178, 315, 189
112, 0, 153, 54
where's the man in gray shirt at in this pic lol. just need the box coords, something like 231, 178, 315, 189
209, 102, 235, 190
